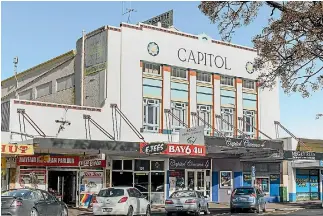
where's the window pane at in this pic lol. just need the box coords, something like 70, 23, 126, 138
112, 160, 122, 170
123, 160, 133, 170
148, 106, 154, 124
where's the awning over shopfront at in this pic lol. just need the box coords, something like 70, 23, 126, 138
205, 136, 284, 160
31, 137, 141, 155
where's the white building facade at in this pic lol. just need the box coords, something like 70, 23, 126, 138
2, 22, 284, 205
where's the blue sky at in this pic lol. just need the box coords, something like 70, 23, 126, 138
1, 1, 322, 139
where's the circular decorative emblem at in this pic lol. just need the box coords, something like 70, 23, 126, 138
246, 62, 254, 74
147, 42, 159, 56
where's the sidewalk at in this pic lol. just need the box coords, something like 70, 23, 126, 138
68, 201, 322, 216
208, 200, 322, 211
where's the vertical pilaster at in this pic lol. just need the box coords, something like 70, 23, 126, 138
188, 70, 197, 128
320, 168, 323, 200
256, 81, 260, 139
162, 65, 171, 133
235, 78, 243, 136
288, 164, 296, 202
213, 74, 221, 135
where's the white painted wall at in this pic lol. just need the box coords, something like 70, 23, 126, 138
115, 23, 280, 141
9, 100, 110, 142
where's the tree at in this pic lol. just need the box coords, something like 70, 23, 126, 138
199, 1, 323, 97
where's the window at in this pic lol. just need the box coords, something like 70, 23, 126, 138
196, 72, 211, 83
143, 98, 160, 132
18, 89, 32, 100
56, 74, 74, 92
36, 82, 52, 98
99, 188, 125, 197
142, 62, 161, 75
112, 160, 122, 170
243, 110, 256, 138
197, 105, 212, 135
171, 67, 187, 79
171, 102, 187, 132
243, 79, 256, 90
220, 107, 235, 137
221, 76, 234, 86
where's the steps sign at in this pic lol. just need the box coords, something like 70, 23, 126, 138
179, 126, 205, 145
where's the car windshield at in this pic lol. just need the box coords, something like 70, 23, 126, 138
234, 188, 254, 195
1, 189, 30, 198
170, 191, 196, 198
98, 188, 124, 197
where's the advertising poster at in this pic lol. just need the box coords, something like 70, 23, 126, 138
79, 171, 103, 208
220, 171, 232, 188
243, 174, 252, 186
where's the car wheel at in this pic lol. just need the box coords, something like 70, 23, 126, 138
61, 207, 68, 216
145, 205, 151, 216
127, 206, 133, 216
230, 208, 235, 213
30, 208, 39, 216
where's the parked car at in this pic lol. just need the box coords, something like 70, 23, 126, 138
92, 187, 151, 216
1, 188, 68, 216
230, 186, 266, 213
165, 190, 209, 216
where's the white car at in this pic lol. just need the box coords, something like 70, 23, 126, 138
92, 187, 151, 216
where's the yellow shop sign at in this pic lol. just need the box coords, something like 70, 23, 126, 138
1, 144, 34, 155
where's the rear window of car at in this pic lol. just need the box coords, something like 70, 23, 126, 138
98, 188, 124, 197
234, 188, 255, 195
1, 189, 30, 198
170, 191, 196, 198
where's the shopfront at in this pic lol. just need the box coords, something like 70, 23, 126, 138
1, 144, 34, 192
16, 154, 106, 207
168, 157, 212, 200
295, 169, 320, 201
242, 162, 281, 202
110, 158, 166, 205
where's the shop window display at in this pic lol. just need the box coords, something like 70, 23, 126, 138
296, 169, 319, 201
19, 169, 46, 190
256, 177, 269, 193
169, 170, 185, 192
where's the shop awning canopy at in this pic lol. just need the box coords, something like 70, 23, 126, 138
22, 137, 284, 160
205, 136, 284, 160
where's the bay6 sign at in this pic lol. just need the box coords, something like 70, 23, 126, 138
139, 142, 206, 156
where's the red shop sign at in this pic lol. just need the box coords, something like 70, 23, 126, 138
17, 155, 80, 167
140, 143, 206, 156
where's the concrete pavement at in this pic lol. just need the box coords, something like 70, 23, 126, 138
68, 201, 323, 216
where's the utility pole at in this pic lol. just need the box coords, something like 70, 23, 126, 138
13, 57, 19, 99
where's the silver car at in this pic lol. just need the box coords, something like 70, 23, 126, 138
230, 186, 266, 213
1, 188, 68, 216
165, 190, 209, 216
